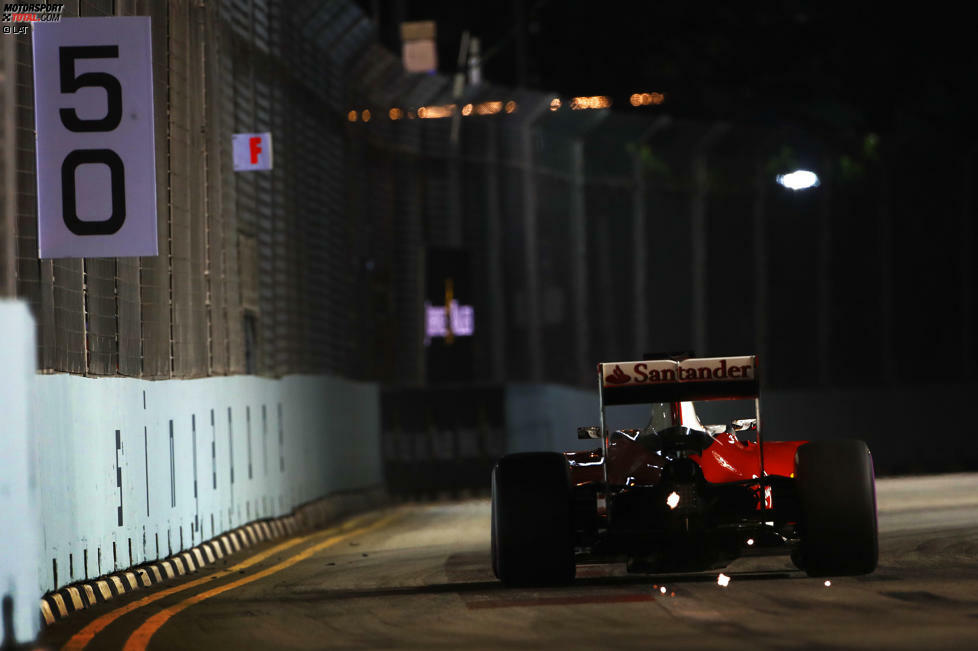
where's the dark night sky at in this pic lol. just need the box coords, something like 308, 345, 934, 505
362, 1, 978, 150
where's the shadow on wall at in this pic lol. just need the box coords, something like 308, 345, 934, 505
380, 384, 647, 498
762, 385, 978, 475
380, 381, 978, 500
381, 386, 506, 500
1, 596, 13, 648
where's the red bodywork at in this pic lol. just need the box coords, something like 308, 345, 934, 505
566, 404, 805, 489
568, 434, 804, 486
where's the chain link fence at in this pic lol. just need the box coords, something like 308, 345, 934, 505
0, 0, 974, 390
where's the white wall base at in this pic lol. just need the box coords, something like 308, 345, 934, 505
0, 301, 42, 644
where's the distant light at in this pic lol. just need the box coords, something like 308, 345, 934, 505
824, 580, 832, 588
389, 108, 403, 120
746, 538, 754, 546
570, 95, 611, 110
475, 101, 503, 115
659, 586, 667, 594
361, 109, 371, 122
717, 573, 731, 587
347, 110, 358, 122
666, 491, 680, 509
504, 100, 517, 113
549, 98, 561, 111
461, 103, 473, 116
418, 104, 456, 119
630, 92, 665, 107
776, 169, 820, 190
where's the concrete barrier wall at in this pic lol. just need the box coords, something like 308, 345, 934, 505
31, 373, 382, 591
0, 302, 382, 644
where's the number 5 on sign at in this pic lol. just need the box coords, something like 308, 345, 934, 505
32, 17, 158, 259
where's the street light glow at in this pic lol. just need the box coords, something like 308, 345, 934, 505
776, 169, 820, 190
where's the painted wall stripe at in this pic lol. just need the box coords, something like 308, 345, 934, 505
150, 566, 163, 583
192, 548, 205, 567
66, 587, 83, 611
116, 429, 124, 527
161, 562, 174, 579
51, 594, 68, 617
96, 581, 112, 600
109, 576, 126, 595
83, 584, 97, 606
40, 600, 55, 625
124, 572, 138, 590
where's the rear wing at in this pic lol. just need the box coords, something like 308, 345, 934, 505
598, 356, 759, 406
595, 355, 764, 487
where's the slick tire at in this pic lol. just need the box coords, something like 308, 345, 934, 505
491, 452, 576, 586
795, 439, 878, 577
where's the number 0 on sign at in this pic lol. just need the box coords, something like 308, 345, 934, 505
32, 17, 158, 259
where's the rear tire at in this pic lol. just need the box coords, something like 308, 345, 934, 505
795, 439, 878, 577
491, 452, 576, 586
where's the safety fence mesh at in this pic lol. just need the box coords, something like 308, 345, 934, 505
0, 0, 974, 390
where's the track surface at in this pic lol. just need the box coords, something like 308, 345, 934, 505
40, 474, 978, 650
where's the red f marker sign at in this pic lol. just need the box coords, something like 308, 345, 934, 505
249, 136, 262, 164
232, 132, 273, 171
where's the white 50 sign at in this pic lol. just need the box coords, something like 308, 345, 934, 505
32, 17, 158, 259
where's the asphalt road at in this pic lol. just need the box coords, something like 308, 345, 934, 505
40, 473, 978, 650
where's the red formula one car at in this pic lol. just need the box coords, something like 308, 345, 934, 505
491, 354, 878, 585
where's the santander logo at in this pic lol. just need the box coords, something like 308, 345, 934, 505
601, 356, 755, 388
604, 365, 631, 385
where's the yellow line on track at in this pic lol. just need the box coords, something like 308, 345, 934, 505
121, 512, 400, 651
62, 512, 387, 651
